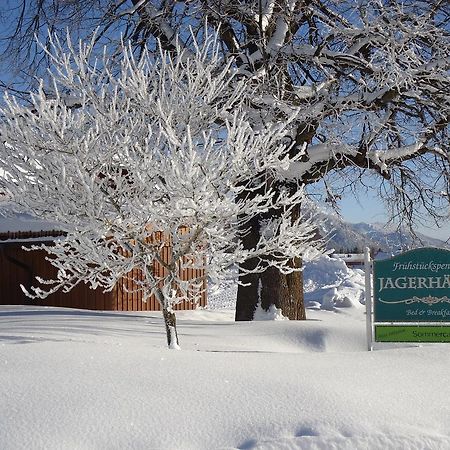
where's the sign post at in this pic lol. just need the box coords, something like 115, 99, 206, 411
370, 247, 450, 345
364, 247, 373, 351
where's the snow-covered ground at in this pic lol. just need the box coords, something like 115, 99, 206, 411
2, 255, 450, 449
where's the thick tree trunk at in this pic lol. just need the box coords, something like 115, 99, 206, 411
235, 202, 306, 321
260, 259, 305, 320
235, 265, 259, 321
236, 254, 306, 321
263, 201, 306, 320
235, 216, 260, 321
162, 306, 180, 349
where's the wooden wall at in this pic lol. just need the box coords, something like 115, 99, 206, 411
0, 242, 116, 309
113, 229, 207, 311
0, 234, 206, 311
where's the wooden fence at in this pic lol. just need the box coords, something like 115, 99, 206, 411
0, 231, 206, 311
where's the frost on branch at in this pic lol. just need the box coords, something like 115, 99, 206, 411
1, 1, 448, 324
0, 32, 325, 348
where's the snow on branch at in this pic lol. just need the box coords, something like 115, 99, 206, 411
0, 31, 325, 347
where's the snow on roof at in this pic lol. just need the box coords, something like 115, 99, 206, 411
0, 205, 61, 234
332, 253, 365, 262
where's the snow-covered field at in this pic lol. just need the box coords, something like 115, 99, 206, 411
2, 256, 450, 449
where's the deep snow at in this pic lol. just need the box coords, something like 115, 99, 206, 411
1, 255, 450, 449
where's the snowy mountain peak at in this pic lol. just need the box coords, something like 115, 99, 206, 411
304, 201, 448, 253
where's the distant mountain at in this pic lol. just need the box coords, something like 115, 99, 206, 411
346, 222, 446, 252
305, 201, 448, 253
336, 222, 447, 253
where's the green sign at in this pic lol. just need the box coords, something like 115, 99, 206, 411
375, 325, 450, 343
373, 248, 450, 323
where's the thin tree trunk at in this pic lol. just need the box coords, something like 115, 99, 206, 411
154, 286, 180, 349
162, 306, 180, 349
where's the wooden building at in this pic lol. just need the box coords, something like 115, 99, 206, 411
0, 230, 206, 311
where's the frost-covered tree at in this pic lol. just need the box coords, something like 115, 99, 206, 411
1, 0, 449, 321
0, 34, 324, 348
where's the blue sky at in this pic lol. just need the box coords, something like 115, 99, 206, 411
310, 170, 449, 243
0, 5, 447, 244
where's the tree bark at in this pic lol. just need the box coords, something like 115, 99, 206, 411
236, 256, 305, 321
162, 306, 180, 349
260, 259, 305, 320
235, 264, 259, 321
235, 202, 306, 321
235, 214, 261, 321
